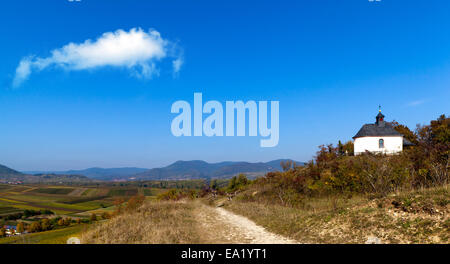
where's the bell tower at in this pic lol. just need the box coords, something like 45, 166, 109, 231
376, 106, 385, 127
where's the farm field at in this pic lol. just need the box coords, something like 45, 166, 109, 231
0, 183, 171, 243
0, 185, 168, 215
0, 224, 88, 244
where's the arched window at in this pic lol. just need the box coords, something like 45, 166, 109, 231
379, 139, 384, 149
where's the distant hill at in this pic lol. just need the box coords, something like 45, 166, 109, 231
24, 167, 148, 181
20, 159, 305, 182
1, 164, 92, 184
132, 159, 305, 180
0, 164, 24, 180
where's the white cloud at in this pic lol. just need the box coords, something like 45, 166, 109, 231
13, 28, 183, 87
407, 100, 427, 107
13, 59, 33, 87
172, 57, 184, 74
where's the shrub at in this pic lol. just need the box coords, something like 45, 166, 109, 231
40, 219, 52, 231
126, 195, 145, 212
226, 174, 251, 193
28, 222, 42, 233
90, 213, 97, 222
101, 212, 111, 220
16, 222, 24, 233
246, 115, 449, 205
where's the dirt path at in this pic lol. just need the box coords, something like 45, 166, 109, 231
196, 203, 298, 244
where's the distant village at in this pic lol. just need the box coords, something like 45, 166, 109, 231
0, 181, 23, 185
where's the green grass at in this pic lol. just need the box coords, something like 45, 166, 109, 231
58, 195, 108, 204
0, 225, 88, 244
0, 201, 13, 207
35, 202, 95, 211
0, 185, 12, 191
32, 188, 75, 195
143, 188, 166, 196
81, 189, 95, 196
11, 204, 74, 215
0, 186, 114, 216
75, 205, 117, 216
22, 199, 112, 212
0, 206, 22, 215
0, 197, 26, 204
46, 201, 111, 211
6, 194, 58, 203
76, 200, 112, 209
107, 188, 138, 197
8, 186, 32, 193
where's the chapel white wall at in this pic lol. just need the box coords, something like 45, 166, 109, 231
354, 136, 403, 155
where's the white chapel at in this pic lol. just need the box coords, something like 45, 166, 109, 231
353, 109, 413, 155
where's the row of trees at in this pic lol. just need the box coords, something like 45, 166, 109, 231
0, 213, 113, 237
156, 174, 252, 201
209, 174, 250, 193
0, 217, 75, 237
0, 209, 54, 221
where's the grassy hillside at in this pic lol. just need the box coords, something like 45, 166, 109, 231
0, 182, 188, 244
0, 164, 22, 176
223, 185, 449, 243
81, 201, 202, 244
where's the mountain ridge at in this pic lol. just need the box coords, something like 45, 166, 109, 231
132, 159, 305, 180
24, 167, 148, 181
1, 164, 92, 184
20, 159, 305, 181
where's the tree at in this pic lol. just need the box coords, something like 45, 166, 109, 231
226, 174, 249, 192
101, 212, 111, 220
227, 176, 237, 191
237, 174, 249, 186
90, 213, 97, 222
342, 141, 354, 156
28, 222, 42, 233
113, 198, 125, 214
126, 195, 145, 211
281, 160, 293, 171
64, 217, 72, 226
338, 140, 344, 156
391, 121, 418, 144
41, 219, 51, 231
210, 179, 218, 190
16, 222, 24, 233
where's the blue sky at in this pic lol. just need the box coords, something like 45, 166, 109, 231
1, 0, 449, 171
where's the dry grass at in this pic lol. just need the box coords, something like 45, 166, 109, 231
81, 186, 449, 244
81, 201, 202, 244
224, 185, 449, 244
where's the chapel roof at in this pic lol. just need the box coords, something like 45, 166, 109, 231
353, 123, 402, 138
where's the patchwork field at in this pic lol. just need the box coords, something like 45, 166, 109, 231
0, 184, 167, 217
32, 187, 75, 195
0, 182, 199, 244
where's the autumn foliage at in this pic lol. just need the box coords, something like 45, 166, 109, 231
247, 115, 449, 207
